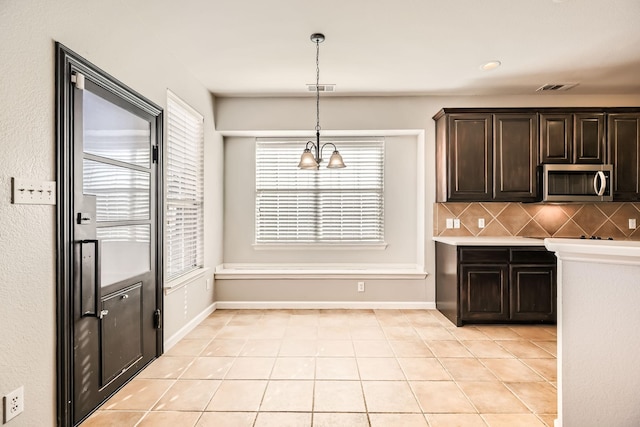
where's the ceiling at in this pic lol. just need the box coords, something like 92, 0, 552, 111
126, 0, 640, 97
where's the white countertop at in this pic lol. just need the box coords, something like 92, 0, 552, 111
544, 237, 640, 266
433, 236, 546, 246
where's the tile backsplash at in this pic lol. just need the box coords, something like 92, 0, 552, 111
434, 202, 640, 240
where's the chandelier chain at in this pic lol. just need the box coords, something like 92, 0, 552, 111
315, 38, 321, 132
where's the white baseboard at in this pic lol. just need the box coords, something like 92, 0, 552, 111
164, 302, 217, 351
215, 301, 436, 310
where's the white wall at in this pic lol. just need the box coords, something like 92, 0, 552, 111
0, 1, 223, 425
216, 94, 640, 305
560, 260, 640, 426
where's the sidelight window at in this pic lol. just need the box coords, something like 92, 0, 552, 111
166, 91, 204, 280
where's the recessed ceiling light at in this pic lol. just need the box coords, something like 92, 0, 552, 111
481, 60, 501, 71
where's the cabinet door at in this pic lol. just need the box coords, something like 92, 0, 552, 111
460, 264, 508, 322
609, 114, 640, 201
540, 113, 572, 164
574, 113, 605, 164
510, 265, 556, 322
494, 114, 538, 201
447, 114, 493, 201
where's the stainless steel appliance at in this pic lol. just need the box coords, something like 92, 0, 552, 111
542, 164, 613, 202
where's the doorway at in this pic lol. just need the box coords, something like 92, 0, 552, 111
56, 44, 163, 426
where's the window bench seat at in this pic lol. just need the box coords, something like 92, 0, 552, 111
214, 264, 427, 280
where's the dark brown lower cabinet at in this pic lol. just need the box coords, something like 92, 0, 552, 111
510, 265, 556, 322
436, 242, 557, 326
460, 264, 509, 322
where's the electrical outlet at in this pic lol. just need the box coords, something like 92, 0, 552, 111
478, 218, 485, 228
4, 386, 24, 423
445, 218, 454, 229
453, 218, 461, 229
357, 281, 365, 292
629, 218, 637, 229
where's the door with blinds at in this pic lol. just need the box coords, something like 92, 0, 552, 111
56, 45, 163, 426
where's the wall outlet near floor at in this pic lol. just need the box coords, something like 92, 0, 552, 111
478, 218, 485, 228
629, 218, 637, 229
453, 218, 461, 229
3, 386, 24, 423
357, 281, 365, 292
445, 218, 454, 229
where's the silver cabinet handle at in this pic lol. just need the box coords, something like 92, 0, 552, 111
594, 171, 606, 196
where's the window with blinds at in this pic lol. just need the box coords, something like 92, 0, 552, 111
166, 92, 204, 280
256, 138, 384, 244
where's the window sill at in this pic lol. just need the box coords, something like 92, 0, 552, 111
253, 243, 388, 251
164, 267, 210, 294
214, 263, 427, 280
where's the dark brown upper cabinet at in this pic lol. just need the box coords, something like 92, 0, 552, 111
540, 113, 605, 164
435, 107, 640, 203
435, 109, 537, 202
494, 114, 538, 201
436, 113, 493, 201
608, 113, 640, 201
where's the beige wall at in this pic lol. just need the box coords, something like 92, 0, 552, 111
0, 1, 222, 425
216, 94, 640, 305
1, 0, 640, 424
223, 135, 419, 264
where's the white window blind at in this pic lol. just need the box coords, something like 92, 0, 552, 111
256, 138, 384, 244
166, 92, 204, 280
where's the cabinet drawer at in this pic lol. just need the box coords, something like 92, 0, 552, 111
510, 248, 556, 264
459, 248, 509, 263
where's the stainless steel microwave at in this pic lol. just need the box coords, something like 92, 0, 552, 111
543, 164, 614, 202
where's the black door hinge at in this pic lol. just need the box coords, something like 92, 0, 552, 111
152, 146, 158, 164
154, 309, 162, 329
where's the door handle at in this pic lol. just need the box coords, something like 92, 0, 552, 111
593, 171, 607, 196
79, 239, 102, 318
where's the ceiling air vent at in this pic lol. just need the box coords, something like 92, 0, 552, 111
536, 83, 578, 92
307, 84, 335, 92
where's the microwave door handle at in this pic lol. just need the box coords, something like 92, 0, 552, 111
594, 171, 606, 196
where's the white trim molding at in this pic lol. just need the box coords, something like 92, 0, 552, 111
164, 302, 217, 350
164, 267, 210, 294
214, 263, 428, 280
215, 301, 435, 310
253, 243, 388, 251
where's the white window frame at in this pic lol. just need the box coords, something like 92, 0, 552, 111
255, 137, 385, 247
165, 91, 204, 282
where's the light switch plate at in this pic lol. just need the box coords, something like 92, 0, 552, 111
445, 218, 454, 229
629, 218, 637, 229
453, 218, 461, 229
11, 178, 56, 205
478, 218, 485, 228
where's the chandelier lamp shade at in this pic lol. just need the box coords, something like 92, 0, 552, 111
298, 33, 346, 170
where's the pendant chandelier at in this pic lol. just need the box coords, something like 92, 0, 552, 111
298, 33, 346, 170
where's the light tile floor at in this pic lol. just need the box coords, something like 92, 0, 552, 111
81, 309, 557, 427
